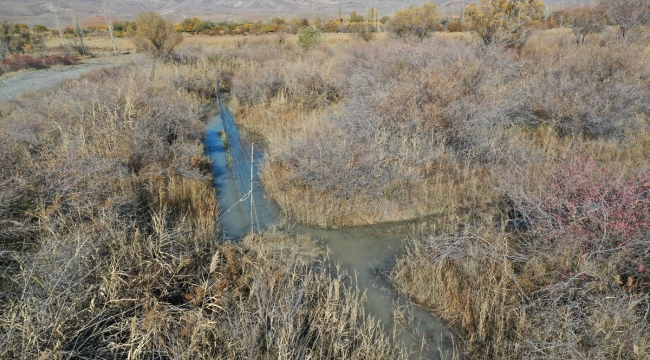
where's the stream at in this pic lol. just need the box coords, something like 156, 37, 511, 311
205, 97, 459, 359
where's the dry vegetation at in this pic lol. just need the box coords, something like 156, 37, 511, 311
3, 2, 650, 356
222, 29, 648, 228
42, 33, 137, 55
0, 54, 404, 358
203, 25, 650, 359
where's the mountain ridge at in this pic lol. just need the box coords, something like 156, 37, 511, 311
1, 0, 426, 27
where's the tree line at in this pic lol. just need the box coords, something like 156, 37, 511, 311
2, 0, 648, 68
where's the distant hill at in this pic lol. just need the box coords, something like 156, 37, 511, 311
79, 15, 122, 28
1, 0, 568, 28
0, 0, 428, 27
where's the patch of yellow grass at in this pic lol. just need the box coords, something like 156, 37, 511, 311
181, 32, 362, 51
42, 33, 136, 54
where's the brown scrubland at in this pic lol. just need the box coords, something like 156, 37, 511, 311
2, 3, 650, 358
216, 26, 650, 360
0, 57, 403, 358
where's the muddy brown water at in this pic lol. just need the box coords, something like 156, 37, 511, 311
206, 103, 460, 359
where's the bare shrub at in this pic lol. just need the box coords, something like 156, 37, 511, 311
508, 150, 650, 287
599, 0, 650, 41
389, 141, 650, 358
555, 6, 608, 44
513, 42, 650, 138
255, 38, 515, 226
218, 31, 650, 230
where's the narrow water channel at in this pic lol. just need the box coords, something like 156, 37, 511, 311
205, 99, 460, 359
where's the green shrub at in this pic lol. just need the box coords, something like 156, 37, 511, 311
32, 24, 48, 32
297, 26, 321, 50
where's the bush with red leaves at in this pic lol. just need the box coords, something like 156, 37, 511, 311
536, 153, 650, 250
2, 54, 78, 73
3, 54, 46, 72
515, 150, 650, 288
42, 54, 78, 67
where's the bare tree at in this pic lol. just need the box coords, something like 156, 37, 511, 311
102, 0, 117, 55
70, 0, 85, 55
556, 6, 607, 44
52, 6, 67, 51
600, 0, 650, 41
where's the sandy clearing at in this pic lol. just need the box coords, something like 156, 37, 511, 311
0, 54, 142, 103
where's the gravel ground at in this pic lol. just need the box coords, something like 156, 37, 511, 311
0, 54, 141, 103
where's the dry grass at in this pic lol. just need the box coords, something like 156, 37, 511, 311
195, 27, 650, 358
0, 52, 405, 358
183, 32, 361, 52
0, 57, 214, 357
42, 33, 137, 55
391, 227, 650, 359
8, 27, 648, 358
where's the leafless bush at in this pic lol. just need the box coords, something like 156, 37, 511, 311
232, 48, 340, 112
513, 42, 650, 137
255, 38, 517, 226
599, 0, 650, 41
